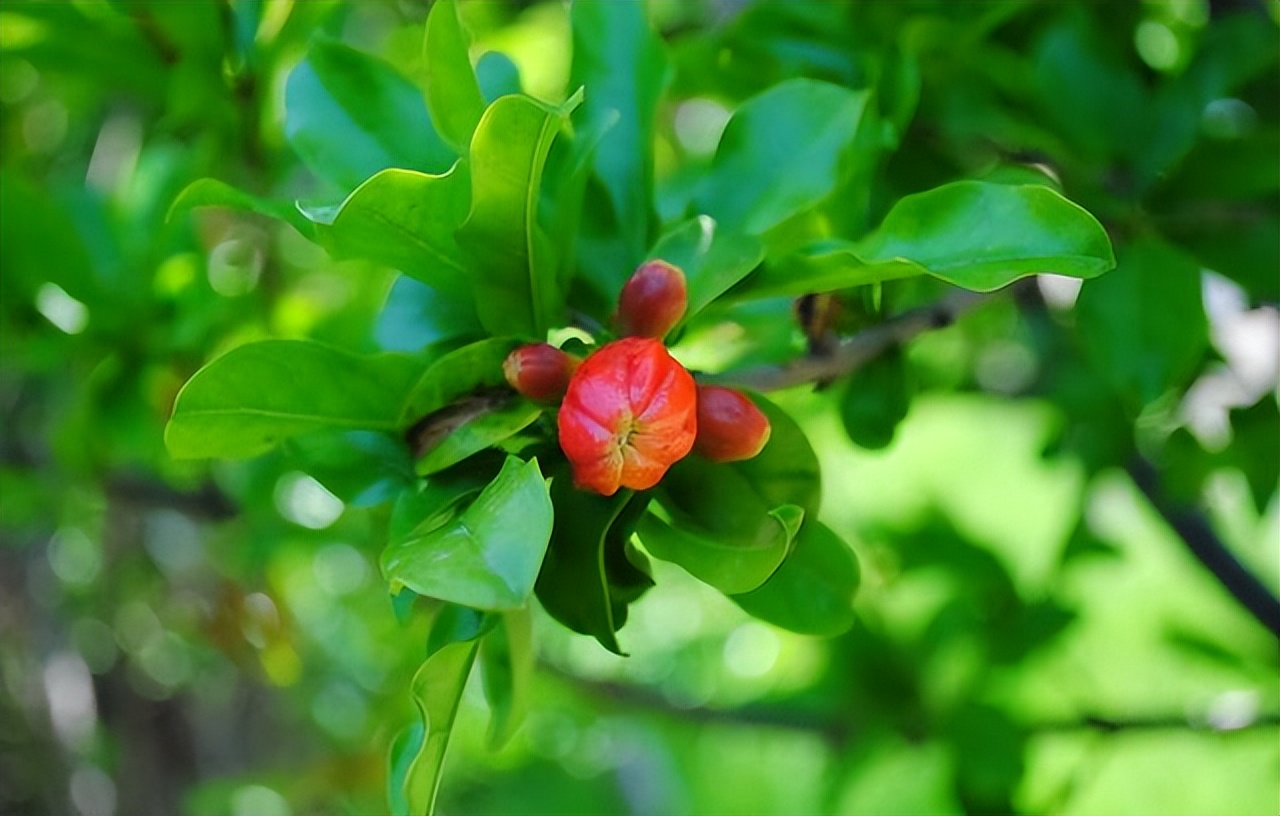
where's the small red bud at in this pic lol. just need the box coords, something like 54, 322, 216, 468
503, 343, 580, 402
693, 385, 771, 463
558, 337, 697, 496
615, 259, 688, 339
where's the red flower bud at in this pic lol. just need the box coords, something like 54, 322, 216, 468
693, 385, 771, 462
503, 343, 580, 402
558, 337, 697, 495
615, 259, 688, 339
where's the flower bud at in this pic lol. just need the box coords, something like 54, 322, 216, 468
503, 343, 579, 402
693, 385, 771, 463
615, 259, 688, 339
558, 337, 697, 496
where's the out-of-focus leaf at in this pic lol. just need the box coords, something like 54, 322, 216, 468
732, 520, 860, 636
570, 0, 668, 263
423, 0, 485, 152
648, 216, 764, 325
480, 610, 534, 749
840, 346, 912, 450
1075, 238, 1207, 407
457, 91, 582, 338
399, 337, 519, 423
381, 456, 553, 610
283, 429, 415, 506
745, 182, 1115, 297
414, 398, 542, 476
476, 52, 522, 102
0, 173, 98, 304
536, 478, 653, 654
376, 276, 484, 352
166, 341, 420, 459
1224, 395, 1280, 513
697, 79, 873, 235
285, 38, 454, 191
299, 165, 473, 300
168, 177, 314, 236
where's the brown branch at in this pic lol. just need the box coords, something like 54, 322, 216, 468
710, 288, 989, 392
1128, 457, 1280, 638
545, 663, 1280, 739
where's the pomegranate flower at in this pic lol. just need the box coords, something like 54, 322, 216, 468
558, 337, 697, 495
615, 259, 688, 339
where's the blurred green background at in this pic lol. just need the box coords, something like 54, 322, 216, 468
1, 1, 1277, 814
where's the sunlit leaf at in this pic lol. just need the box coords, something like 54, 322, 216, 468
166, 340, 420, 459
381, 456, 553, 610
422, 0, 485, 153
457, 90, 583, 337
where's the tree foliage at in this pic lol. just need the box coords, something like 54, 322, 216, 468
1, 1, 1277, 815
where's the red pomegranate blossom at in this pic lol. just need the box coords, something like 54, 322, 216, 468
615, 259, 688, 339
557, 337, 697, 496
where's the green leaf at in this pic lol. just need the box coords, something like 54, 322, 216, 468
732, 520, 860, 636
730, 393, 822, 517
570, 0, 668, 263
648, 216, 765, 326
168, 178, 314, 237
697, 79, 874, 235
414, 399, 542, 477
840, 346, 912, 450
745, 182, 1115, 297
476, 52, 522, 102
638, 504, 801, 596
299, 165, 474, 301
639, 456, 805, 594
479, 610, 533, 749
398, 605, 490, 816
535, 479, 653, 654
457, 90, 583, 338
381, 456, 553, 610
286, 38, 454, 191
1075, 238, 1207, 407
166, 340, 420, 459
283, 430, 415, 506
423, 0, 485, 153
399, 337, 520, 423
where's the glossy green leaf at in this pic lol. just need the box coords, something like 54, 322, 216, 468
746, 182, 1115, 297
422, 0, 485, 153
286, 38, 453, 191
166, 340, 420, 459
168, 177, 313, 236
730, 393, 822, 517
283, 430, 415, 507
637, 503, 802, 595
398, 605, 489, 816
640, 455, 805, 594
399, 337, 520, 424
536, 477, 653, 654
840, 346, 912, 450
732, 520, 860, 636
479, 610, 533, 749
1075, 238, 1207, 407
697, 79, 873, 235
299, 165, 473, 300
648, 216, 765, 326
570, 0, 668, 262
457, 91, 582, 338
414, 398, 542, 476
381, 456, 553, 610
476, 52, 522, 102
